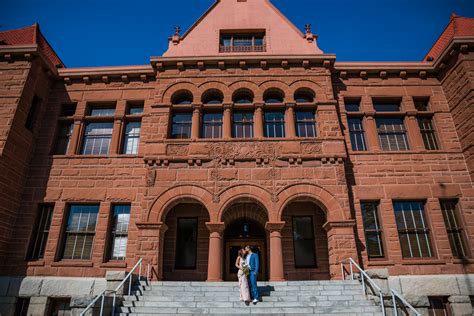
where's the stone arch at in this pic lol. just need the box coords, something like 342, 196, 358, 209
147, 185, 215, 223
276, 183, 347, 222
217, 184, 274, 222
198, 81, 232, 103
229, 80, 260, 101
221, 203, 269, 227
258, 80, 290, 103
289, 80, 327, 102
161, 82, 200, 104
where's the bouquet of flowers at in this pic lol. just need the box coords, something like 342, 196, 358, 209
241, 262, 250, 276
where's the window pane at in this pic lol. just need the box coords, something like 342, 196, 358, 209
62, 205, 99, 260
61, 104, 77, 117
393, 201, 432, 258
345, 101, 360, 112
89, 106, 115, 116
348, 118, 367, 151
264, 111, 285, 138
292, 217, 316, 267
29, 205, 54, 260
175, 218, 198, 269
15, 298, 30, 316
414, 98, 430, 111
441, 200, 467, 257
377, 118, 409, 151
110, 205, 130, 260
418, 118, 439, 150
233, 112, 254, 138
81, 122, 113, 155
295, 111, 316, 137
127, 105, 144, 115
171, 113, 192, 139
122, 122, 141, 154
49, 298, 71, 316
361, 202, 384, 258
202, 113, 223, 139
55, 123, 73, 155
25, 95, 41, 130
373, 101, 401, 112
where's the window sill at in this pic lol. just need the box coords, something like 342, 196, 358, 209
367, 260, 395, 267
451, 258, 474, 264
51, 260, 94, 267
100, 261, 127, 268
400, 258, 445, 265
51, 154, 143, 159
26, 260, 45, 267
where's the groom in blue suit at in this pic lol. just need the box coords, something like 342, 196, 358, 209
245, 245, 259, 303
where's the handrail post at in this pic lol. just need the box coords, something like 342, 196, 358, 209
128, 273, 132, 296
361, 271, 366, 295
349, 260, 354, 280
340, 262, 344, 280
112, 292, 116, 316
99, 293, 105, 316
379, 292, 385, 316
147, 264, 150, 285
392, 291, 398, 316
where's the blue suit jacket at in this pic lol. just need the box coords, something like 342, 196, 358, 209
249, 253, 259, 274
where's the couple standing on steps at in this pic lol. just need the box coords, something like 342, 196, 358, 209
235, 245, 260, 304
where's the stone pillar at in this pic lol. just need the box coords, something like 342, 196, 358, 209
223, 104, 233, 139
109, 119, 123, 154
364, 113, 380, 152
323, 220, 357, 280
405, 112, 425, 150
191, 104, 202, 139
27, 297, 49, 316
254, 103, 264, 138
285, 103, 296, 138
206, 222, 225, 282
265, 222, 286, 281
135, 222, 168, 281
67, 120, 82, 155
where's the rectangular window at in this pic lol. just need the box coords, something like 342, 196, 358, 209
62, 205, 99, 260
428, 297, 451, 316
109, 205, 130, 261
348, 118, 367, 151
345, 99, 361, 112
373, 99, 401, 112
25, 95, 41, 130
88, 105, 115, 117
60, 103, 77, 117
14, 298, 30, 316
175, 218, 198, 269
414, 97, 430, 111
440, 200, 467, 258
361, 202, 384, 259
202, 112, 223, 139
393, 201, 432, 258
264, 111, 285, 138
292, 216, 317, 268
233, 111, 254, 138
54, 123, 74, 155
220, 32, 266, 52
418, 118, 439, 150
81, 122, 113, 155
48, 298, 71, 316
170, 113, 192, 139
28, 204, 54, 260
295, 111, 316, 137
122, 121, 141, 154
127, 101, 144, 115
377, 118, 409, 151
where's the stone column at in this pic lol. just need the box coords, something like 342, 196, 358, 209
405, 112, 425, 150
323, 220, 357, 280
285, 103, 296, 138
265, 222, 286, 281
364, 113, 380, 152
191, 104, 202, 139
254, 103, 264, 138
223, 104, 233, 139
206, 222, 225, 282
67, 120, 83, 155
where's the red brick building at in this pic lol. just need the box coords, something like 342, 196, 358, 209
0, 0, 473, 315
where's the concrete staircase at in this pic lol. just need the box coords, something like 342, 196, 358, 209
116, 280, 383, 315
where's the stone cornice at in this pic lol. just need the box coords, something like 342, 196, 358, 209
0, 44, 60, 77
58, 65, 155, 80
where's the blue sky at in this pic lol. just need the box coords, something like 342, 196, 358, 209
1, 0, 473, 67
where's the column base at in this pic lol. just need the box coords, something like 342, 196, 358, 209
206, 278, 224, 282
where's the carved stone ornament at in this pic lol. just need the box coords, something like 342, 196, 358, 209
166, 144, 189, 156
209, 142, 279, 161
301, 142, 322, 155
146, 168, 156, 187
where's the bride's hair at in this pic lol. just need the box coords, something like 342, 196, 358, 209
238, 249, 246, 258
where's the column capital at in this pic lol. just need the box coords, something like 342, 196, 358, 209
205, 222, 225, 234
265, 221, 286, 233
136, 222, 168, 233
285, 102, 296, 108
223, 103, 233, 110
322, 220, 355, 231
406, 110, 418, 117
192, 103, 203, 111
364, 111, 376, 118
254, 102, 265, 109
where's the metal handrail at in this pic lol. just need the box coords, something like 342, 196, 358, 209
341, 258, 421, 316
80, 258, 148, 316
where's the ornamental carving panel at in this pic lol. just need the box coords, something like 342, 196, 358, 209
166, 144, 189, 156
209, 142, 279, 160
301, 142, 322, 155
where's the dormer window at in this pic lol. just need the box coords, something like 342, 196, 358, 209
220, 31, 266, 53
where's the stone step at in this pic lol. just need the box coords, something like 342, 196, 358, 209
140, 280, 360, 287
134, 285, 362, 292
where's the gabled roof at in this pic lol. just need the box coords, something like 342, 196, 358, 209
424, 14, 474, 61
0, 23, 64, 68
163, 0, 323, 57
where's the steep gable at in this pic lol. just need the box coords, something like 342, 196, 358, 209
163, 0, 323, 57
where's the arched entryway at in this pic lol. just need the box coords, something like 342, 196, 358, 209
162, 202, 210, 281
281, 200, 330, 280
222, 203, 269, 281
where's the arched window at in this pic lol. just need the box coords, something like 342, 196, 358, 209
171, 90, 193, 105
232, 89, 254, 104
294, 89, 315, 103
202, 89, 224, 104
263, 89, 284, 104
